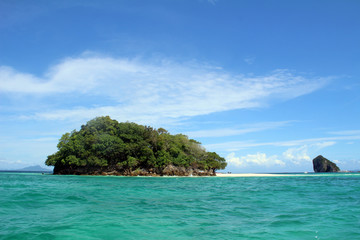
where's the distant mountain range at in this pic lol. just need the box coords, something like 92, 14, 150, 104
16, 165, 53, 172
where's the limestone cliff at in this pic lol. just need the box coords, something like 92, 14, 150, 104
312, 155, 340, 172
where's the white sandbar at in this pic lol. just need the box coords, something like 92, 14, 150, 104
215, 173, 292, 177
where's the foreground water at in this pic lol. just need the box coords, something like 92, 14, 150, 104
1, 173, 360, 239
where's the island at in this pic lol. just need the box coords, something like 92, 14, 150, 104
45, 116, 227, 176
16, 165, 52, 172
312, 155, 340, 172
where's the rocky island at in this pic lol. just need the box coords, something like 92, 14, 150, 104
312, 155, 340, 172
45, 116, 227, 176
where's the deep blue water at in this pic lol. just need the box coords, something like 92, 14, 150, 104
1, 172, 359, 239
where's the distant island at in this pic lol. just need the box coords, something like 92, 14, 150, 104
17, 165, 52, 172
0, 165, 53, 173
312, 155, 340, 172
45, 116, 227, 176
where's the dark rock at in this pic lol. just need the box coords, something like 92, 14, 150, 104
162, 165, 187, 176
53, 163, 216, 176
312, 155, 340, 172
161, 165, 215, 176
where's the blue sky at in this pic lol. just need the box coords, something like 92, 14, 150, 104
0, 0, 359, 172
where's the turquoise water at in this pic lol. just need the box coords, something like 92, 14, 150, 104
1, 173, 360, 239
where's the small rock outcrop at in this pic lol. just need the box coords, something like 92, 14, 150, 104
312, 155, 340, 172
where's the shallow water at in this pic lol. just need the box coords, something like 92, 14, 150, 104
1, 173, 359, 239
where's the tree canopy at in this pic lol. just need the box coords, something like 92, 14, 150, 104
46, 116, 227, 175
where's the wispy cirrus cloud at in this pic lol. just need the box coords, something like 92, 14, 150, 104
0, 54, 329, 125
185, 121, 292, 138
205, 135, 360, 152
244, 56, 256, 65
207, 0, 219, 5
328, 130, 360, 135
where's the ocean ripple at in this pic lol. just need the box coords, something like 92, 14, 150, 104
0, 173, 360, 239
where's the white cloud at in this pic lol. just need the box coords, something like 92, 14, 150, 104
207, 0, 218, 5
333, 159, 341, 164
244, 153, 283, 166
0, 158, 31, 170
226, 152, 245, 167
312, 141, 336, 149
282, 146, 311, 165
244, 56, 256, 65
0, 159, 25, 165
0, 55, 329, 125
329, 130, 360, 135
282, 141, 336, 165
205, 135, 358, 152
185, 121, 291, 138
274, 159, 286, 166
225, 141, 335, 168
226, 152, 285, 167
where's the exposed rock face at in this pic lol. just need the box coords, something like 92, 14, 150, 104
162, 165, 215, 176
53, 163, 216, 176
312, 155, 340, 172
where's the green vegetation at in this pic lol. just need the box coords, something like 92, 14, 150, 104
46, 116, 226, 175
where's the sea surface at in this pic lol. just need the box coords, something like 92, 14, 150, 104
1, 172, 360, 240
